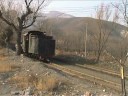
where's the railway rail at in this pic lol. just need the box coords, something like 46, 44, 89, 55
44, 63, 128, 92
75, 64, 128, 79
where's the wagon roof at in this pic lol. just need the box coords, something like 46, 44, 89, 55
23, 31, 45, 36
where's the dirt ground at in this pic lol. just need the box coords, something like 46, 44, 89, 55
0, 48, 122, 96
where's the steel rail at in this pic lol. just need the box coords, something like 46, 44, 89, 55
75, 64, 128, 79
44, 63, 122, 92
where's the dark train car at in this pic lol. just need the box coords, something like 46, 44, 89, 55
22, 31, 55, 59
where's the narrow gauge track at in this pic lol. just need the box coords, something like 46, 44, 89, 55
44, 63, 128, 92
75, 64, 128, 80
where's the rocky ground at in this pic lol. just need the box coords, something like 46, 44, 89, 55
0, 48, 122, 96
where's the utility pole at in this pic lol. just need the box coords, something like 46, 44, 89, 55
84, 23, 87, 58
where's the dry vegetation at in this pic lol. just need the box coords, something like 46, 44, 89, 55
0, 55, 7, 61
0, 52, 20, 73
9, 74, 62, 92
0, 48, 66, 94
0, 64, 20, 73
36, 76, 60, 91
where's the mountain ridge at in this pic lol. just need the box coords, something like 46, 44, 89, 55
43, 11, 75, 18
48, 17, 126, 38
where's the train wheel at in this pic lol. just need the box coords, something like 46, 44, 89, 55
39, 56, 43, 61
44, 58, 50, 63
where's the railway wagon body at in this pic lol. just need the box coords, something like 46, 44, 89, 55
22, 31, 55, 59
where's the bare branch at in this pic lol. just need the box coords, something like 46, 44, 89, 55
21, 0, 46, 29
25, 0, 33, 8
111, 0, 128, 24
23, 16, 36, 29
34, 0, 45, 15
0, 11, 17, 31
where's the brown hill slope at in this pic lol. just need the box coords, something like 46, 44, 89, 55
46, 17, 127, 51
50, 17, 126, 38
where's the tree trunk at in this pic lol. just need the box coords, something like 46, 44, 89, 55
16, 31, 22, 55
96, 50, 101, 63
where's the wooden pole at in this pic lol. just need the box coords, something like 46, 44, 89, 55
85, 23, 87, 58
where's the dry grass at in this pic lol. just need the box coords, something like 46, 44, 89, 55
9, 74, 38, 89
0, 50, 20, 73
36, 76, 59, 91
9, 74, 60, 92
0, 54, 7, 61
0, 64, 20, 73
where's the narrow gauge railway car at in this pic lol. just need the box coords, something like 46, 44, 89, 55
22, 31, 55, 60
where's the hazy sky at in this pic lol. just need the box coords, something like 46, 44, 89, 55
44, 0, 121, 17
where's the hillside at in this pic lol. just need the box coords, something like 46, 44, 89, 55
44, 17, 127, 51
49, 17, 126, 38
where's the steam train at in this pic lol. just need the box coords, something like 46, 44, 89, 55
22, 31, 55, 61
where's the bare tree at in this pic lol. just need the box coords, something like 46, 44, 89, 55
112, 0, 128, 25
93, 4, 112, 62
0, 0, 49, 55
111, 1, 128, 95
112, 0, 128, 64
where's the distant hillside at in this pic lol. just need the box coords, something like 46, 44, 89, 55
49, 17, 126, 38
42, 17, 127, 51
